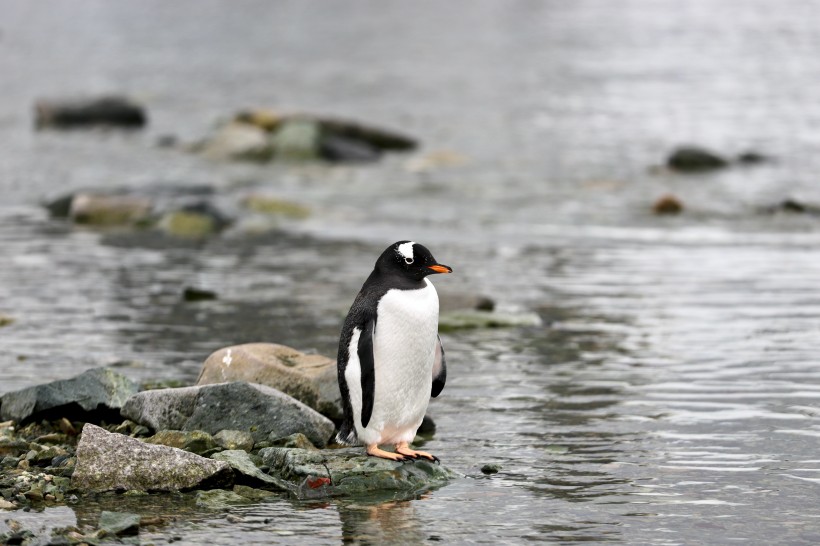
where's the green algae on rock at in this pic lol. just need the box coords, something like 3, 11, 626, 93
258, 447, 458, 500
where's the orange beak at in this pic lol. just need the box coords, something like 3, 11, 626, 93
427, 264, 452, 274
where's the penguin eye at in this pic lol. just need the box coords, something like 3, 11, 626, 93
404, 257, 414, 265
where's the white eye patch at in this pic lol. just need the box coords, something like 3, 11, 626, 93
404, 257, 414, 264
397, 241, 415, 261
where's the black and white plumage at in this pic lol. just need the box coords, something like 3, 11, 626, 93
336, 241, 451, 460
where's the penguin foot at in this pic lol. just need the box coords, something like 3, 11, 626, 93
366, 444, 409, 462
395, 442, 439, 463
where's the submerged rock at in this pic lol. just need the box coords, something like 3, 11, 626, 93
737, 151, 769, 165
157, 201, 231, 239
99, 511, 140, 536
121, 381, 335, 447
438, 310, 543, 332
182, 286, 218, 302
666, 146, 729, 172
199, 122, 273, 162
259, 447, 457, 499
71, 424, 232, 493
761, 198, 820, 215
653, 194, 684, 215
241, 195, 311, 219
197, 344, 343, 421
69, 193, 154, 226
0, 368, 138, 424
195, 489, 249, 510
34, 96, 146, 129
0, 315, 13, 328
271, 119, 321, 161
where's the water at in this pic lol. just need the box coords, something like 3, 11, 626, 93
2, 0, 820, 543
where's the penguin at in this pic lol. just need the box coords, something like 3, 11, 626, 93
336, 241, 452, 461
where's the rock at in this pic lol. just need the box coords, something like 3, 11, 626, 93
214, 430, 254, 452
666, 146, 729, 172
234, 109, 282, 131
71, 424, 232, 493
122, 381, 335, 447
761, 198, 820, 215
99, 511, 140, 536
0, 367, 138, 424
200, 122, 273, 162
157, 202, 230, 239
318, 117, 417, 152
480, 463, 501, 475
259, 447, 457, 499
182, 287, 218, 302
144, 430, 217, 456
241, 195, 310, 219
67, 193, 154, 226
211, 450, 289, 490
417, 415, 436, 436
737, 151, 769, 165
233, 485, 278, 501
195, 489, 249, 510
0, 315, 12, 328
197, 344, 343, 421
268, 432, 317, 451
34, 96, 146, 129
271, 119, 321, 161
438, 292, 495, 313
0, 498, 14, 510
319, 134, 381, 162
438, 310, 543, 332
653, 194, 684, 215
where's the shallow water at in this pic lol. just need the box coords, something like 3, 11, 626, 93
3, 1, 820, 544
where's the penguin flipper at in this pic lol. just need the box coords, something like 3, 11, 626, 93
358, 318, 376, 428
432, 335, 447, 398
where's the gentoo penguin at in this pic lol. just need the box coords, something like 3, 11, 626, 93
336, 241, 452, 461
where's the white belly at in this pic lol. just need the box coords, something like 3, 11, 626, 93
350, 280, 439, 445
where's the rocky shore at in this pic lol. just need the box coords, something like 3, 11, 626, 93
0, 344, 460, 544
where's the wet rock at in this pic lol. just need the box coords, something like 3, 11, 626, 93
234, 109, 282, 131
318, 117, 417, 152
34, 96, 146, 129
480, 463, 501, 475
0, 315, 13, 328
438, 292, 495, 313
211, 450, 289, 490
0, 498, 14, 510
157, 201, 231, 239
233, 484, 278, 501
653, 194, 684, 215
214, 430, 254, 452
438, 310, 543, 332
259, 447, 457, 499
241, 195, 310, 219
761, 198, 820, 215
99, 511, 140, 536
271, 119, 321, 161
195, 489, 249, 510
71, 424, 233, 493
199, 122, 273, 162
268, 432, 317, 451
144, 430, 217, 456
417, 415, 436, 436
319, 134, 381, 162
737, 151, 769, 165
68, 193, 154, 226
0, 367, 138, 424
182, 287, 218, 302
122, 381, 335, 447
197, 343, 343, 421
666, 146, 729, 172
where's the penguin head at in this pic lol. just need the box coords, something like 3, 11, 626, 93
376, 241, 453, 281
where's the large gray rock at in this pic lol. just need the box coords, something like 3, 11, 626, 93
259, 447, 458, 499
211, 450, 289, 490
121, 382, 335, 447
196, 344, 343, 421
71, 424, 233, 493
0, 368, 138, 424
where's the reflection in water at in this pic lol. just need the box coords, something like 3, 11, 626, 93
337, 498, 426, 545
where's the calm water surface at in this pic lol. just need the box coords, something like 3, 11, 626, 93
2, 1, 820, 544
